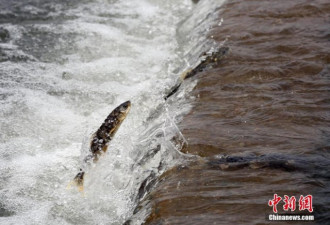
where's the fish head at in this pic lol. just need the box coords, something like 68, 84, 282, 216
91, 100, 131, 153
116, 100, 131, 122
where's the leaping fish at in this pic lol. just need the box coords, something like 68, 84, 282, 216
165, 46, 229, 100
70, 101, 131, 192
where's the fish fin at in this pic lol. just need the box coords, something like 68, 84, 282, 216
67, 169, 85, 192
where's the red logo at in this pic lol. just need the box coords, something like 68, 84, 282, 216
283, 195, 296, 211
268, 194, 282, 213
299, 195, 313, 212
268, 194, 313, 213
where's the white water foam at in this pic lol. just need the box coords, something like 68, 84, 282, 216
0, 0, 226, 224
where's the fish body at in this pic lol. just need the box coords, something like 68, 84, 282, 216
183, 46, 229, 79
72, 101, 131, 191
165, 46, 229, 100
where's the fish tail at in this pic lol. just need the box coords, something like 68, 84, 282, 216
67, 169, 85, 192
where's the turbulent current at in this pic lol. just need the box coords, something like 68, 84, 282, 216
0, 0, 225, 224
1, 0, 330, 225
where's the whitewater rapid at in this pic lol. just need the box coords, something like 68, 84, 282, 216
0, 0, 225, 224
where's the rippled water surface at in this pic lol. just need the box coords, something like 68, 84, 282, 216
134, 0, 330, 224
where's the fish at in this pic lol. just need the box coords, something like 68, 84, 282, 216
165, 46, 229, 100
70, 100, 131, 192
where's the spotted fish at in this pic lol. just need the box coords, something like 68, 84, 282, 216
71, 101, 131, 192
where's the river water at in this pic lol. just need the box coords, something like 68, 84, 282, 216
135, 0, 330, 225
0, 0, 329, 225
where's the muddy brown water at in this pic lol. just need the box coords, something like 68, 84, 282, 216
134, 0, 330, 224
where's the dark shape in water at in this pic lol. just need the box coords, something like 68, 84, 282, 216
137, 145, 161, 167
0, 27, 9, 42
184, 46, 229, 80
136, 171, 158, 202
0, 202, 14, 217
72, 101, 131, 191
208, 154, 303, 172
165, 46, 229, 100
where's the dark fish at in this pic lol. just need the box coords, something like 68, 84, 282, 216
165, 46, 229, 100
71, 101, 131, 192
